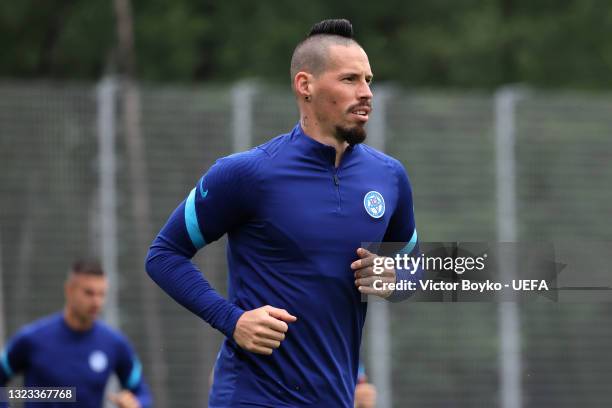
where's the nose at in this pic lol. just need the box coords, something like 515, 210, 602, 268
357, 80, 373, 101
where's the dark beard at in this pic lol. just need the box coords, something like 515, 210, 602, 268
334, 125, 367, 145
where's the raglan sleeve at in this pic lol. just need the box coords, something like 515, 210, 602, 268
1, 328, 30, 385
115, 336, 152, 408
145, 153, 257, 339
383, 160, 422, 302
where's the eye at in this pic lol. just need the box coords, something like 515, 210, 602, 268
342, 77, 354, 83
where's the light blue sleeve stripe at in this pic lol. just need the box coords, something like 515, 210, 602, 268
126, 359, 142, 389
1, 349, 14, 378
400, 229, 418, 255
184, 187, 206, 249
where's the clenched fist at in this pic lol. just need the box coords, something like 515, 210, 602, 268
352, 247, 396, 298
233, 305, 297, 355
108, 390, 140, 408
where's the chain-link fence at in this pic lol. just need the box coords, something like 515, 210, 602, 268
1, 80, 611, 407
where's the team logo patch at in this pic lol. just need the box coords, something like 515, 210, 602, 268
89, 350, 108, 373
363, 191, 385, 219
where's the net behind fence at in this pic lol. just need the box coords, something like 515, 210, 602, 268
1, 81, 611, 407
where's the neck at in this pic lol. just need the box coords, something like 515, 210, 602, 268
300, 115, 349, 167
63, 307, 94, 331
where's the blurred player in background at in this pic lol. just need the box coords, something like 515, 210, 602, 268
354, 364, 377, 408
146, 18, 418, 407
0, 259, 152, 408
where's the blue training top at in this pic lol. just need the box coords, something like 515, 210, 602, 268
146, 123, 418, 408
0, 313, 152, 408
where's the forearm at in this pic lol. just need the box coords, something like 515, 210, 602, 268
133, 387, 153, 408
1, 349, 14, 385
0, 365, 9, 408
145, 242, 244, 338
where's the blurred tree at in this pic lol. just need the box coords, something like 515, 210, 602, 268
0, 0, 114, 78
1, 0, 611, 88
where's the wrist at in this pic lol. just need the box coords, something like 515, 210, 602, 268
226, 307, 246, 339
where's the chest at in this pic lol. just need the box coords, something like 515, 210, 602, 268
254, 162, 397, 250
28, 339, 114, 388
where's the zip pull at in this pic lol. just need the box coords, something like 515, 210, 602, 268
333, 174, 340, 186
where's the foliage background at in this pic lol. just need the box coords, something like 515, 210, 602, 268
2, 0, 612, 88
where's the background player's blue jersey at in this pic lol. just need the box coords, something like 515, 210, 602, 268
0, 313, 152, 408
146, 123, 418, 407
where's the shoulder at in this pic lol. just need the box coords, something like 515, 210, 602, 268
94, 321, 131, 346
206, 132, 291, 182
16, 313, 62, 338
208, 144, 269, 182
256, 132, 292, 159
7, 313, 61, 349
359, 144, 409, 179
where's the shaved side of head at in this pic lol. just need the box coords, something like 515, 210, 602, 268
290, 19, 361, 87
290, 36, 356, 82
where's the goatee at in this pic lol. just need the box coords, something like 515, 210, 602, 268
334, 125, 367, 145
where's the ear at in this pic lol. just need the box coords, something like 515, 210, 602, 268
294, 71, 313, 100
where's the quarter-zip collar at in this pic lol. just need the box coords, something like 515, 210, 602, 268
289, 122, 356, 168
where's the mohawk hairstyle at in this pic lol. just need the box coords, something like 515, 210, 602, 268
290, 18, 359, 84
308, 19, 354, 38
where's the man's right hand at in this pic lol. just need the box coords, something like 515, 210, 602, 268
233, 305, 297, 355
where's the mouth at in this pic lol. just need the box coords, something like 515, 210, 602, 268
349, 106, 371, 122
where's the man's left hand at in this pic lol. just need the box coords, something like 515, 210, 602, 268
108, 390, 141, 408
351, 248, 395, 298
